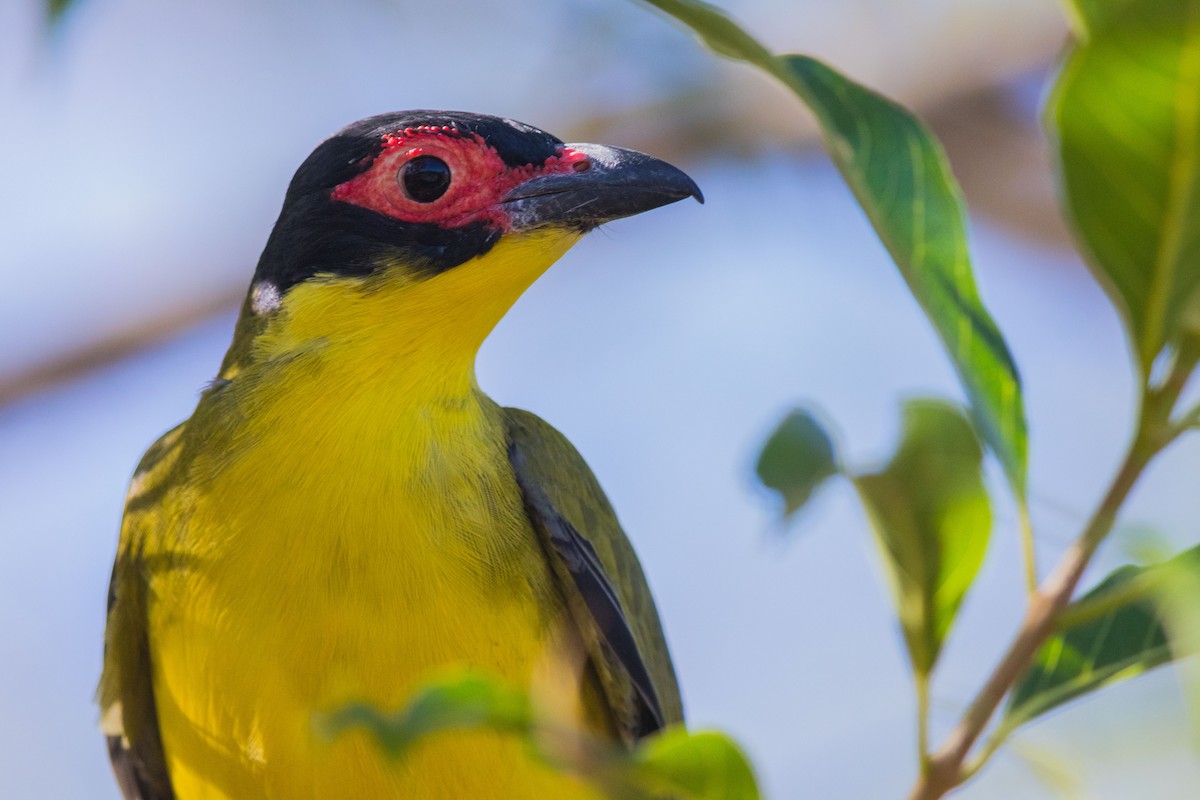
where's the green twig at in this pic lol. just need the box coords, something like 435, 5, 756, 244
1018, 501, 1039, 598
916, 673, 932, 769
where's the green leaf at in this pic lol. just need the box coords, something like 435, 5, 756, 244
853, 400, 991, 676
755, 409, 839, 519
778, 55, 1027, 494
1006, 544, 1200, 729
632, 727, 763, 800
322, 670, 762, 800
1062, 0, 1132, 34
1051, 1, 1200, 370
639, 0, 1027, 496
639, 0, 775, 66
1065, 0, 1193, 37
319, 670, 532, 757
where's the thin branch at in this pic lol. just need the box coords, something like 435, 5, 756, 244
0, 290, 241, 406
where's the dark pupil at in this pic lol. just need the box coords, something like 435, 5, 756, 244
401, 156, 451, 203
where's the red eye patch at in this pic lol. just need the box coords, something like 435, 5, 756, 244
330, 127, 589, 231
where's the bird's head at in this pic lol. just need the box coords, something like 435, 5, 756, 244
222, 111, 701, 387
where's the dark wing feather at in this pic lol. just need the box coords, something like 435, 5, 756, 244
99, 428, 182, 800
504, 408, 683, 743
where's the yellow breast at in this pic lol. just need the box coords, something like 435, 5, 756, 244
145, 388, 607, 799
138, 232, 608, 797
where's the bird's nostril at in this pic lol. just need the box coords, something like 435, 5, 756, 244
572, 158, 592, 173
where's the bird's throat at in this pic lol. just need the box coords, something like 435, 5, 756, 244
236, 228, 581, 401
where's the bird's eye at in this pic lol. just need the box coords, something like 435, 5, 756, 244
399, 156, 452, 203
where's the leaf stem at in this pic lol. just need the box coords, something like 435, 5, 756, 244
916, 672, 931, 768
1018, 500, 1038, 598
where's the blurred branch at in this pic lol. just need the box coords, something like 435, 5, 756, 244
929, 85, 1072, 248
0, 289, 241, 406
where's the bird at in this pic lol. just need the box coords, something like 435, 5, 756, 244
98, 110, 702, 799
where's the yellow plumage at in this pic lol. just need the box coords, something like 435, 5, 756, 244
111, 233, 609, 797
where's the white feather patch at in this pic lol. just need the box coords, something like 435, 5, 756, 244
251, 281, 282, 315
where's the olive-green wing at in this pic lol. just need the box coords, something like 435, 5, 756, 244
98, 427, 184, 800
504, 408, 683, 743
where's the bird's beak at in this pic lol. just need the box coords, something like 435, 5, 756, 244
501, 143, 703, 231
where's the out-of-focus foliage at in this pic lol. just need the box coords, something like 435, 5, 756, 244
755, 410, 838, 519
320, 671, 533, 758
1064, 0, 1166, 36
325, 670, 763, 800
852, 401, 991, 677
44, 0, 75, 22
630, 728, 761, 800
640, 0, 1028, 497
1007, 545, 1200, 729
1051, 0, 1200, 371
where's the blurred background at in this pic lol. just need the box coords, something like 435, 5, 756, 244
2, 0, 1198, 797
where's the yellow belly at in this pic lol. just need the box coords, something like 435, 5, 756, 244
144, 391, 608, 799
